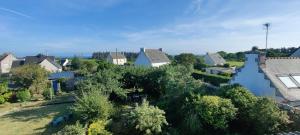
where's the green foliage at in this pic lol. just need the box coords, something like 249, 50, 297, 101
124, 100, 168, 135
71, 90, 114, 122
0, 81, 8, 94
0, 96, 5, 104
0, 81, 11, 104
11, 64, 49, 96
88, 120, 112, 135
192, 71, 231, 86
174, 53, 197, 65
71, 56, 81, 70
56, 121, 85, 135
249, 98, 289, 134
219, 85, 257, 112
16, 89, 31, 102
42, 88, 54, 100
181, 94, 237, 134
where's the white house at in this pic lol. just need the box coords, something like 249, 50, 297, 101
107, 52, 127, 65
0, 53, 17, 74
23, 54, 62, 72
204, 53, 226, 66
231, 51, 300, 106
134, 48, 170, 67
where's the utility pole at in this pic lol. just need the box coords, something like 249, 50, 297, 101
116, 48, 118, 65
263, 23, 270, 56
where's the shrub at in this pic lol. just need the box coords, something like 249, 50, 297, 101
249, 98, 289, 134
181, 95, 237, 134
71, 90, 113, 122
192, 71, 231, 86
124, 100, 168, 135
43, 88, 54, 100
56, 121, 85, 135
0, 96, 5, 104
16, 89, 31, 102
2, 92, 12, 102
88, 120, 112, 135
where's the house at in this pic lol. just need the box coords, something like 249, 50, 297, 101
134, 48, 170, 67
290, 47, 300, 57
204, 53, 226, 66
205, 67, 235, 75
23, 54, 62, 72
231, 50, 300, 106
107, 52, 127, 65
0, 53, 17, 74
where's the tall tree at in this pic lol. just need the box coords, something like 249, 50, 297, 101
174, 53, 196, 65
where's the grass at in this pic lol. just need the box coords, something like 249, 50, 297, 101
0, 103, 73, 135
226, 61, 244, 68
0, 93, 75, 135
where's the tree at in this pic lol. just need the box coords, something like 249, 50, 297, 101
124, 100, 168, 135
249, 98, 289, 134
174, 53, 196, 65
71, 90, 113, 122
11, 64, 49, 96
71, 56, 81, 70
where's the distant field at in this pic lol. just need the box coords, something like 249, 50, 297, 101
0, 102, 72, 135
227, 61, 244, 68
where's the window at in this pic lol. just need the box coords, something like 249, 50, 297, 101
278, 76, 297, 88
292, 75, 300, 84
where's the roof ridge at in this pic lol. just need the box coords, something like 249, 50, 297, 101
267, 57, 300, 59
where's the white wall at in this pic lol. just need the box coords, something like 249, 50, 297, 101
231, 54, 276, 98
107, 55, 127, 65
0, 54, 16, 73
40, 59, 62, 72
134, 51, 152, 67
152, 62, 169, 67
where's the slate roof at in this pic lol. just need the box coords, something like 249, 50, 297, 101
49, 71, 74, 80
11, 59, 25, 68
24, 54, 55, 65
144, 49, 170, 63
290, 48, 300, 57
0, 53, 13, 61
24, 54, 61, 69
260, 57, 300, 101
206, 53, 226, 65
109, 52, 126, 59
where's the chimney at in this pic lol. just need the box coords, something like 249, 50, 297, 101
158, 48, 163, 51
140, 48, 145, 52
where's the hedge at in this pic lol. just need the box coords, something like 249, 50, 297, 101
192, 71, 231, 86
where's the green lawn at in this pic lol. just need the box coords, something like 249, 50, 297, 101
226, 61, 244, 68
0, 103, 73, 135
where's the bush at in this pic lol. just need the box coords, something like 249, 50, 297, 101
16, 89, 31, 102
124, 100, 168, 135
0, 96, 5, 104
88, 120, 112, 135
56, 121, 85, 135
71, 90, 114, 122
192, 71, 231, 86
2, 92, 13, 102
43, 88, 54, 100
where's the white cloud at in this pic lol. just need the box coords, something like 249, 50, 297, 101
0, 7, 32, 19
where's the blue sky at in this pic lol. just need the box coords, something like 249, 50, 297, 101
0, 0, 300, 56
